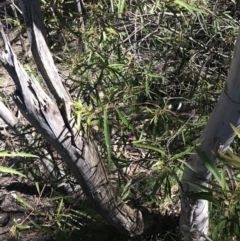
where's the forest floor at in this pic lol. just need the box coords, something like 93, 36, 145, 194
0, 28, 181, 241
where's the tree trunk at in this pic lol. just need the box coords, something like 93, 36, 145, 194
0, 0, 144, 236
0, 100, 79, 194
180, 28, 240, 240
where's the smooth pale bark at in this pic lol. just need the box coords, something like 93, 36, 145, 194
180, 29, 240, 240
0, 0, 144, 236
0, 101, 18, 130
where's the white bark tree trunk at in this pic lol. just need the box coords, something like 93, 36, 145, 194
180, 29, 240, 240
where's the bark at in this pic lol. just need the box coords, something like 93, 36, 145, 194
0, 0, 144, 236
180, 29, 240, 240
0, 101, 18, 130
20, 0, 71, 123
0, 100, 77, 194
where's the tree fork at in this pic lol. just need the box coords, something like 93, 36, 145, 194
0, 0, 144, 236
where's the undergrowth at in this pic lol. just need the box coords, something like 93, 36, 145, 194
0, 0, 240, 240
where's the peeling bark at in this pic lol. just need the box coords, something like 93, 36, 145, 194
0, 0, 144, 236
20, 0, 71, 122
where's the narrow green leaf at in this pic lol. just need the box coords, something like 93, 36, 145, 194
31, 220, 52, 233
234, 222, 240, 237
0, 151, 38, 158
217, 219, 226, 232
108, 64, 125, 69
174, 0, 207, 14
70, 209, 95, 220
170, 146, 194, 161
220, 169, 227, 191
15, 224, 31, 230
132, 142, 166, 156
118, 0, 127, 17
115, 107, 134, 130
218, 150, 240, 168
151, 176, 163, 196
183, 180, 214, 192
195, 147, 223, 189
176, 159, 197, 173
95, 52, 106, 63
104, 107, 112, 164
110, 0, 114, 13
13, 194, 32, 209
213, 219, 226, 239
230, 123, 240, 139
76, 111, 82, 131
121, 179, 132, 197
35, 182, 40, 195
57, 198, 64, 217
145, 77, 149, 96
0, 166, 26, 178
48, 195, 69, 201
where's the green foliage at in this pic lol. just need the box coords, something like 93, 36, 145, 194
0, 151, 39, 177
72, 100, 96, 132
2, 0, 240, 240
64, 0, 238, 209
185, 134, 240, 241
0, 166, 26, 177
0, 151, 38, 158
65, 1, 238, 239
